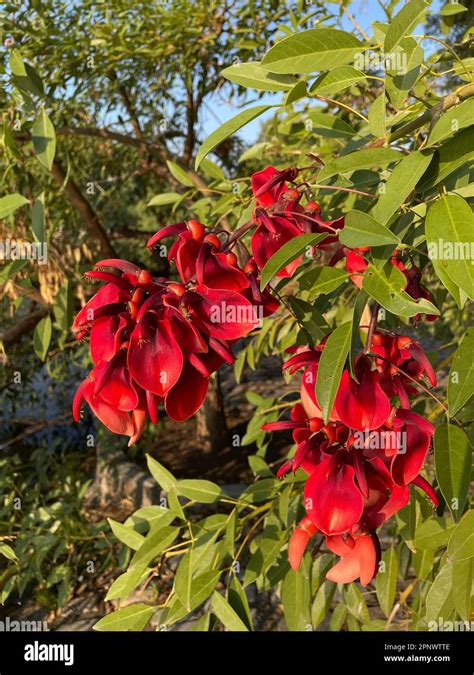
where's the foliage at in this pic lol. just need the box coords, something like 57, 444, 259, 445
0, 0, 473, 631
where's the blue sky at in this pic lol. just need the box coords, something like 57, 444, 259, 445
201, 0, 443, 145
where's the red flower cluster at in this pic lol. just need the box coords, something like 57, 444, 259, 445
250, 166, 344, 276
263, 330, 438, 586
72, 229, 278, 442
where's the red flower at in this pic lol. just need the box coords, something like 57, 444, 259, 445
251, 165, 297, 207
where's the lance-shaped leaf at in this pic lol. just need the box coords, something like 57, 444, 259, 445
339, 210, 399, 248
33, 315, 52, 361
448, 329, 474, 415
372, 150, 433, 225
434, 424, 471, 521
146, 454, 177, 492
315, 321, 352, 423
310, 66, 367, 96
176, 479, 223, 503
384, 0, 429, 54
376, 547, 399, 617
260, 29, 363, 74
211, 592, 249, 632
32, 109, 56, 171
0, 193, 29, 219
260, 233, 327, 290
318, 148, 401, 181
195, 105, 273, 170
93, 604, 156, 631
425, 194, 474, 300
221, 62, 297, 91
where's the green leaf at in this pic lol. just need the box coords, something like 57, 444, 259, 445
376, 547, 398, 617
386, 38, 424, 109
199, 158, 225, 181
243, 527, 286, 586
310, 65, 367, 96
422, 126, 474, 190
304, 111, 355, 139
451, 558, 472, 621
284, 80, 307, 105
176, 479, 223, 503
447, 511, 474, 562
93, 604, 156, 631
281, 567, 311, 631
211, 592, 249, 631
440, 2, 468, 15
344, 583, 370, 624
31, 193, 45, 242
434, 424, 471, 520
425, 194, 474, 300
288, 297, 330, 341
129, 525, 179, 569
147, 192, 182, 206
0, 193, 29, 219
384, 0, 429, 54
414, 517, 456, 551
182, 569, 221, 614
368, 93, 386, 138
31, 109, 56, 171
166, 160, 194, 187
298, 266, 348, 299
195, 105, 272, 170
174, 551, 193, 610
108, 519, 145, 551
10, 49, 44, 97
33, 315, 52, 361
228, 576, 253, 630
221, 61, 297, 91
350, 289, 368, 377
260, 29, 363, 74
372, 150, 432, 225
238, 478, 280, 504
259, 233, 327, 290
362, 262, 440, 317
427, 99, 474, 147
448, 329, 474, 415
315, 322, 352, 423
311, 581, 336, 628
0, 544, 17, 562
318, 148, 401, 181
146, 454, 177, 492
339, 210, 399, 248
424, 564, 454, 624
105, 565, 149, 602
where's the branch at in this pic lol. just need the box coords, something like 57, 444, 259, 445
0, 308, 48, 347
388, 83, 474, 143
50, 160, 117, 258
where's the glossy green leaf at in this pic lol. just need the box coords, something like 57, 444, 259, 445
260, 29, 363, 74
384, 0, 429, 53
281, 567, 311, 631
424, 564, 454, 624
315, 321, 352, 422
221, 61, 297, 91
434, 424, 471, 520
372, 150, 432, 225
426, 194, 474, 299
108, 519, 145, 551
93, 604, 156, 632
33, 315, 52, 361
339, 210, 399, 248
211, 591, 249, 631
146, 455, 177, 492
166, 160, 194, 186
129, 525, 179, 568
195, 105, 272, 170
414, 517, 456, 550
448, 329, 474, 415
259, 233, 326, 290
310, 65, 367, 96
447, 511, 474, 562
176, 479, 223, 503
318, 148, 401, 181
376, 547, 399, 617
147, 192, 182, 206
0, 193, 29, 219
32, 109, 56, 171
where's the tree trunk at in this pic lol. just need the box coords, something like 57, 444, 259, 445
195, 373, 228, 454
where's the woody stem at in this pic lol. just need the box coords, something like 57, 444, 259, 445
222, 219, 254, 250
